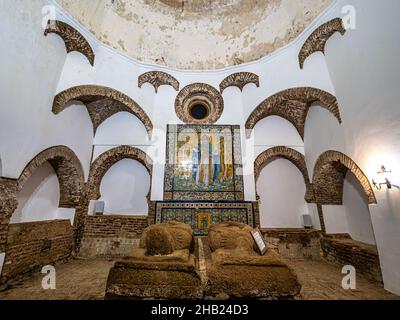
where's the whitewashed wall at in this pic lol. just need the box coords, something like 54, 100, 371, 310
305, 0, 400, 294
0, 0, 93, 180
257, 159, 308, 228
99, 159, 150, 215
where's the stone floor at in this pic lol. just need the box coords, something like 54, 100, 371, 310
0, 258, 398, 300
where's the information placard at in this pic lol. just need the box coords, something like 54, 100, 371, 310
251, 229, 268, 255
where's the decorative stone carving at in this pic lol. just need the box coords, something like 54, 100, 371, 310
299, 18, 346, 69
87, 146, 153, 200
245, 87, 342, 139
44, 20, 95, 66
219, 72, 260, 93
138, 71, 180, 93
254, 146, 314, 202
52, 85, 153, 138
312, 150, 377, 205
175, 83, 224, 124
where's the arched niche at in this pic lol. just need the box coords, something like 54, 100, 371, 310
312, 150, 377, 205
257, 158, 308, 228
255, 146, 313, 202
98, 159, 151, 215
87, 146, 153, 204
11, 162, 61, 223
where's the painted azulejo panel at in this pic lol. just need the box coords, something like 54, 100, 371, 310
164, 125, 244, 201
155, 202, 254, 236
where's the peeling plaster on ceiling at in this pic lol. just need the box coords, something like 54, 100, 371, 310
57, 0, 332, 70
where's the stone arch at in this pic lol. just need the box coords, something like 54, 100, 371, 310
313, 150, 377, 205
44, 20, 95, 66
299, 18, 346, 69
87, 146, 153, 201
219, 72, 260, 93
138, 71, 180, 93
245, 87, 341, 139
52, 85, 153, 138
17, 146, 85, 208
254, 146, 313, 202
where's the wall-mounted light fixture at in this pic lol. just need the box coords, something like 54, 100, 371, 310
372, 165, 392, 190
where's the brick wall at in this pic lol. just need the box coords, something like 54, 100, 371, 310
320, 235, 383, 284
78, 215, 149, 258
1, 220, 73, 283
261, 228, 322, 260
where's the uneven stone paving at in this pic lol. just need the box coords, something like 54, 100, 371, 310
0, 258, 398, 300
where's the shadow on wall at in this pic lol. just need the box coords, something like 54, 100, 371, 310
342, 171, 376, 245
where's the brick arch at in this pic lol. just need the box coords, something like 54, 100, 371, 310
52, 85, 153, 138
254, 146, 314, 202
17, 146, 85, 208
245, 87, 341, 139
313, 151, 377, 205
87, 146, 153, 200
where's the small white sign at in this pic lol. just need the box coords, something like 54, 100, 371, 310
0, 252, 5, 276
251, 229, 267, 255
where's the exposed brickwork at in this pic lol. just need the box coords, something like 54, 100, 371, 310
254, 146, 314, 202
87, 145, 153, 200
299, 18, 346, 69
0, 179, 18, 252
52, 85, 153, 137
44, 20, 95, 66
245, 87, 342, 139
17, 146, 85, 208
0, 147, 85, 254
72, 199, 89, 253
261, 228, 322, 260
138, 71, 180, 92
219, 72, 259, 93
320, 235, 383, 284
316, 204, 326, 234
1, 220, 73, 283
78, 215, 149, 258
313, 150, 377, 205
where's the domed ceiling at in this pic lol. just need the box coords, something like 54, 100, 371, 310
57, 0, 332, 70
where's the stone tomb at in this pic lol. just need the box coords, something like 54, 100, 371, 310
106, 221, 301, 299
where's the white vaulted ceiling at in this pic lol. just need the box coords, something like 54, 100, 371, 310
57, 0, 332, 70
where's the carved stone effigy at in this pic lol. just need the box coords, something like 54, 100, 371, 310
204, 222, 301, 299
105, 221, 202, 299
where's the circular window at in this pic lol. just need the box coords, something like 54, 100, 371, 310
175, 83, 224, 124
190, 103, 209, 120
